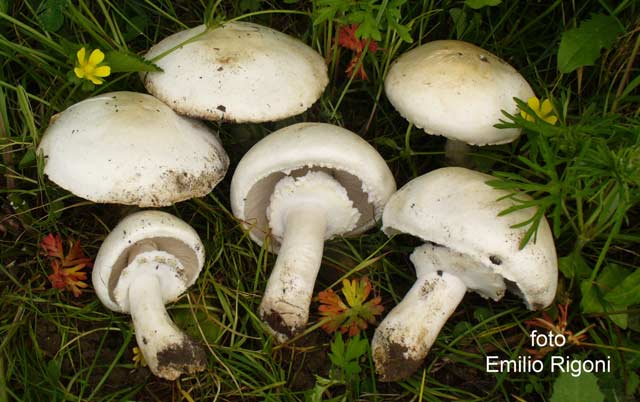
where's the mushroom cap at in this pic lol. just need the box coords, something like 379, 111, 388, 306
37, 91, 229, 207
92, 210, 205, 313
382, 167, 557, 310
230, 122, 396, 249
385, 40, 535, 145
142, 22, 329, 123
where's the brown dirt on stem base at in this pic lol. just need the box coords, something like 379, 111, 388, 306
156, 336, 207, 379
374, 341, 424, 382
261, 309, 297, 339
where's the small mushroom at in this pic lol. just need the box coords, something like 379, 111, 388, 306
230, 123, 396, 342
372, 167, 557, 381
37, 91, 228, 380
142, 21, 328, 123
384, 40, 534, 165
37, 91, 229, 207
93, 210, 207, 380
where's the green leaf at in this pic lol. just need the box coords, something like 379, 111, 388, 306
172, 309, 221, 344
122, 15, 149, 42
558, 251, 591, 280
307, 376, 338, 402
449, 8, 467, 39
386, 0, 413, 43
106, 51, 162, 73
18, 148, 36, 168
581, 265, 631, 328
351, 11, 381, 41
344, 336, 367, 362
551, 371, 604, 402
628, 312, 640, 332
38, 0, 67, 32
557, 14, 622, 73
598, 264, 630, 291
626, 372, 640, 397
580, 280, 603, 314
604, 268, 640, 306
329, 332, 345, 367
465, 0, 501, 9
449, 7, 481, 39
313, 0, 349, 26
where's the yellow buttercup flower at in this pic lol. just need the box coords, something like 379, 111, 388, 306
74, 48, 111, 85
520, 97, 558, 125
132, 346, 147, 367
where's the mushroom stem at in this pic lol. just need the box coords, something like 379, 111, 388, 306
371, 269, 466, 381
444, 138, 472, 167
128, 263, 207, 380
259, 206, 327, 342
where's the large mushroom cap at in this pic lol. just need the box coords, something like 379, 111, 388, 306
385, 40, 534, 145
92, 210, 205, 313
37, 91, 229, 207
383, 167, 557, 310
142, 21, 329, 123
230, 122, 396, 249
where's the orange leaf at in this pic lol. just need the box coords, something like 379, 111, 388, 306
41, 234, 64, 259
337, 25, 362, 52
42, 233, 92, 298
316, 276, 384, 336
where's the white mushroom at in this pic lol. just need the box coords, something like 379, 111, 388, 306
372, 167, 557, 381
37, 91, 229, 207
93, 210, 207, 380
385, 40, 534, 165
231, 123, 396, 342
142, 21, 328, 123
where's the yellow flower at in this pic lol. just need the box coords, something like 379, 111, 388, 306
74, 48, 111, 85
132, 346, 147, 367
520, 96, 558, 125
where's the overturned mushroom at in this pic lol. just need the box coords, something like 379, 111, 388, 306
143, 21, 328, 123
372, 167, 557, 381
231, 123, 396, 342
37, 91, 229, 207
93, 210, 207, 380
385, 40, 534, 165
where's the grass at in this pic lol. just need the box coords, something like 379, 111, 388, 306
1, 0, 639, 401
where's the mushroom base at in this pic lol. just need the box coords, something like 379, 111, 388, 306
372, 270, 466, 381
125, 259, 207, 380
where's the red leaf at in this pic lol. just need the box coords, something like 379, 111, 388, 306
337, 24, 379, 81
42, 234, 92, 298
338, 24, 379, 53
47, 260, 67, 289
345, 54, 369, 81
41, 234, 64, 259
338, 25, 362, 52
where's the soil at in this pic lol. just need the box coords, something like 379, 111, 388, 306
34, 319, 173, 401
278, 330, 331, 391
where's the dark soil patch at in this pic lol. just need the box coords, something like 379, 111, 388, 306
279, 330, 331, 390
34, 319, 174, 401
